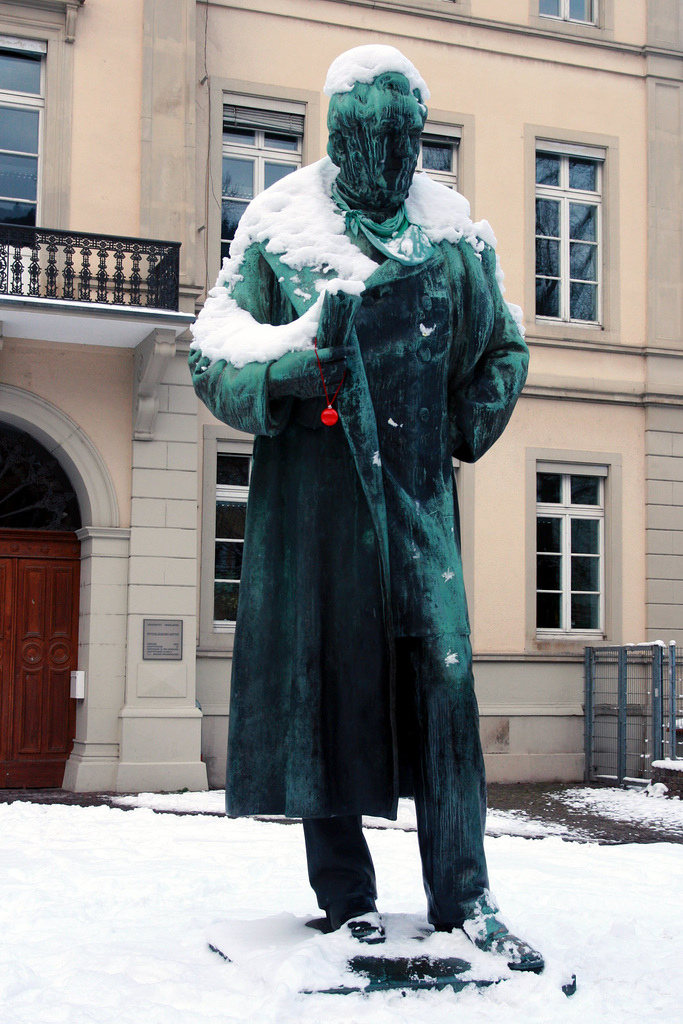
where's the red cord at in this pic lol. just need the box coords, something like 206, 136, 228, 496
314, 337, 346, 409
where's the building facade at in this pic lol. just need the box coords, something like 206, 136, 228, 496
1, 0, 681, 790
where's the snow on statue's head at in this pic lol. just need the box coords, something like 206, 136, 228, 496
324, 45, 429, 218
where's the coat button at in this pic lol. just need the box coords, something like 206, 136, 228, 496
419, 407, 430, 423
419, 345, 432, 362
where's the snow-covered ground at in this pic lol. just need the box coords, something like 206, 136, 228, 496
1, 793, 682, 1023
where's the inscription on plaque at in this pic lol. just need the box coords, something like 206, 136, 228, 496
143, 619, 183, 661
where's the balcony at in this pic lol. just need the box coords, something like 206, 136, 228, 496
0, 223, 193, 348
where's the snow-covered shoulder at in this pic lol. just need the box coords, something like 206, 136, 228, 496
191, 159, 524, 368
407, 173, 524, 337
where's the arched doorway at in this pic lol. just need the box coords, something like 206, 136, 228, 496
1, 425, 82, 787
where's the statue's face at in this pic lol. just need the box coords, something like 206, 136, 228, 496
327, 72, 427, 215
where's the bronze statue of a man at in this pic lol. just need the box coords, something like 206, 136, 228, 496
190, 45, 541, 971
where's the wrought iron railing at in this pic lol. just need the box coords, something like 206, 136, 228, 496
0, 223, 180, 311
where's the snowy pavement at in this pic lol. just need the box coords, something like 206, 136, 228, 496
1, 791, 682, 1023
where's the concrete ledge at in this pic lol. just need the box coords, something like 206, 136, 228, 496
115, 761, 208, 793
484, 752, 584, 784
62, 752, 119, 792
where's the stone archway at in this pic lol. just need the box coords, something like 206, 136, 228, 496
0, 385, 126, 790
0, 384, 120, 529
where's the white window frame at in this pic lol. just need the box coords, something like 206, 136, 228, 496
418, 123, 460, 190
199, 427, 254, 653
535, 140, 604, 326
0, 36, 45, 227
221, 95, 304, 262
536, 463, 606, 638
538, 0, 597, 24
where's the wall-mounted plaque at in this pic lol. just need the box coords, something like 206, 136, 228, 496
143, 619, 183, 661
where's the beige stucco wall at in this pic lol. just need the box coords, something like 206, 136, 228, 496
0, 339, 134, 528
70, 0, 144, 236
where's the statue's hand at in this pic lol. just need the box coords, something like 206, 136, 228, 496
267, 347, 349, 400
188, 346, 211, 383
317, 290, 362, 349
188, 346, 227, 407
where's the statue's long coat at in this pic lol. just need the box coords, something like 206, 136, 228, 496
192, 230, 528, 820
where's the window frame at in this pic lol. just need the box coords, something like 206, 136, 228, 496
199, 426, 254, 653
529, 0, 613, 38
525, 448, 622, 651
538, 0, 597, 26
524, 126, 620, 347
536, 466, 606, 637
0, 11, 81, 230
0, 39, 45, 227
418, 122, 460, 190
205, 78, 320, 294
535, 143, 603, 327
220, 101, 304, 262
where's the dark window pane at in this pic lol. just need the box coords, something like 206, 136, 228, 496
537, 591, 561, 628
537, 516, 562, 553
571, 517, 599, 554
569, 0, 593, 22
422, 141, 452, 172
264, 161, 296, 190
536, 277, 559, 318
570, 281, 597, 321
216, 501, 246, 539
0, 198, 35, 225
221, 240, 231, 262
570, 475, 600, 505
0, 424, 81, 530
538, 553, 562, 590
569, 241, 597, 282
569, 202, 596, 241
0, 106, 39, 153
571, 592, 599, 629
571, 554, 599, 591
264, 132, 299, 151
536, 197, 560, 237
537, 472, 562, 503
217, 454, 250, 486
214, 581, 240, 621
536, 237, 560, 277
569, 158, 597, 192
536, 154, 560, 186
0, 153, 37, 201
222, 156, 254, 199
0, 52, 41, 94
223, 127, 255, 146
221, 198, 248, 243
215, 541, 244, 578
539, 0, 561, 15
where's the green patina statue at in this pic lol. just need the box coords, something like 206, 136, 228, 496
190, 45, 542, 971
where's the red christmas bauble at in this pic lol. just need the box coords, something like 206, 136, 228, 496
321, 407, 339, 426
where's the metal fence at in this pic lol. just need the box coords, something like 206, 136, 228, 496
585, 643, 683, 784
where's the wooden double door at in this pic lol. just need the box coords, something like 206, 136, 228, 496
0, 530, 80, 788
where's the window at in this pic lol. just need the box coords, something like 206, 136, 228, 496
213, 451, 251, 630
221, 100, 304, 261
536, 468, 605, 634
0, 38, 44, 226
539, 0, 596, 24
418, 127, 459, 189
535, 144, 603, 324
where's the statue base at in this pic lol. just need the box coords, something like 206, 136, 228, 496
206, 912, 577, 998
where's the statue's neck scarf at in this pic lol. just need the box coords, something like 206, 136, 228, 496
331, 182, 436, 266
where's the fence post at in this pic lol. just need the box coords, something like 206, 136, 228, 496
617, 646, 627, 785
669, 642, 677, 761
652, 643, 664, 769
584, 647, 594, 782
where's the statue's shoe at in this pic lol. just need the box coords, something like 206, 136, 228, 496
345, 912, 386, 944
460, 893, 544, 973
